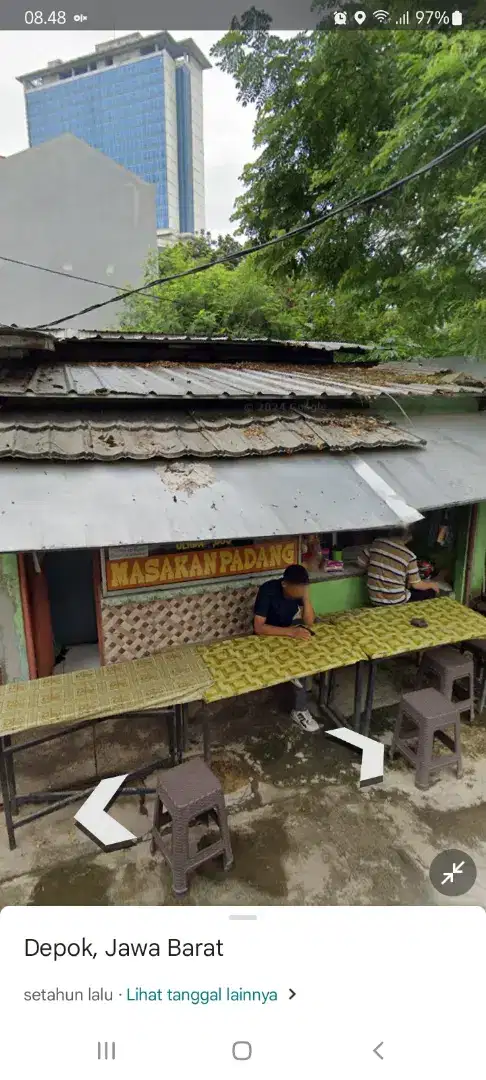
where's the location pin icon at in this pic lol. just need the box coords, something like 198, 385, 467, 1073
354, 10, 366, 22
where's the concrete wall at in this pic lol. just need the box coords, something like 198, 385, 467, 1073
470, 501, 486, 598
0, 555, 29, 684
0, 133, 157, 330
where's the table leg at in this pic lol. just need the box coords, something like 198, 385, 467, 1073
353, 662, 365, 732
362, 660, 377, 737
318, 671, 328, 708
202, 706, 211, 764
326, 669, 336, 706
174, 703, 185, 765
167, 707, 176, 767
3, 735, 17, 816
0, 736, 16, 850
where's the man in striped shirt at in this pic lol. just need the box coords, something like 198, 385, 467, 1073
357, 528, 440, 606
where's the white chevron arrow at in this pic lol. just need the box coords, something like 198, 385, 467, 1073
74, 774, 137, 849
326, 728, 384, 787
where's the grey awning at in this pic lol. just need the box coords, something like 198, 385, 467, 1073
0, 413, 484, 552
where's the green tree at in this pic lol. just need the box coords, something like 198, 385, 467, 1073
119, 237, 312, 339
212, 25, 486, 355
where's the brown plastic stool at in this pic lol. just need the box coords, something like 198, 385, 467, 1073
417, 646, 474, 721
390, 688, 463, 790
151, 758, 234, 896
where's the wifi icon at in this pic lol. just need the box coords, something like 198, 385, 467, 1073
373, 9, 389, 19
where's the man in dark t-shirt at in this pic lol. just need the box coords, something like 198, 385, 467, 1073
253, 563, 319, 733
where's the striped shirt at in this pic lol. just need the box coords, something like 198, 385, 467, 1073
357, 538, 421, 606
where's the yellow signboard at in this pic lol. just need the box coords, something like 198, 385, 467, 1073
105, 539, 298, 592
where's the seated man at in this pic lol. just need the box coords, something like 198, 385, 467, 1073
357, 527, 440, 606
253, 563, 319, 733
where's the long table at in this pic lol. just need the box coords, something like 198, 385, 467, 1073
0, 646, 213, 850
195, 624, 369, 760
322, 597, 486, 734
3, 598, 485, 848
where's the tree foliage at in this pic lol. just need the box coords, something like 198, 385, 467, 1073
211, 25, 486, 355
119, 235, 312, 339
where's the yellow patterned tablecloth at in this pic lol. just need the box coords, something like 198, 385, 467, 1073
0, 646, 213, 738
199, 623, 368, 703
320, 597, 486, 660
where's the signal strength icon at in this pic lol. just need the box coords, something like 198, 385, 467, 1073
373, 9, 390, 20
396, 11, 409, 23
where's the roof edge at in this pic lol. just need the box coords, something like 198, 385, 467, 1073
17, 30, 211, 83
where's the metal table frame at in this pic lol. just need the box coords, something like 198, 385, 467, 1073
359, 639, 486, 736
0, 656, 367, 850
198, 661, 367, 765
0, 703, 187, 850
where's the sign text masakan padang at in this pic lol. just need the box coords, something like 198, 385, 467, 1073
105, 539, 298, 592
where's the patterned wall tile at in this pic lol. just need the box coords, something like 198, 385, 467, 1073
101, 584, 257, 664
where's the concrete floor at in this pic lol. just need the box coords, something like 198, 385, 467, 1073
1, 658, 486, 908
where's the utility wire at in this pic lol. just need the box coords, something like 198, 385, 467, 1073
26, 121, 486, 330
0, 253, 169, 306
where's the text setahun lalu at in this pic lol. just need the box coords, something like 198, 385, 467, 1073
25, 938, 225, 960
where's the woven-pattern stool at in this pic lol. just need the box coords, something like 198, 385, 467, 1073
461, 639, 486, 714
417, 646, 474, 721
151, 758, 233, 896
390, 688, 463, 791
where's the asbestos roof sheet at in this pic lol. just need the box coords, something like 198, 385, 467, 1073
0, 409, 425, 460
0, 360, 483, 401
0, 413, 484, 552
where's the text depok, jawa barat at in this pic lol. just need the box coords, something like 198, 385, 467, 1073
24, 938, 225, 959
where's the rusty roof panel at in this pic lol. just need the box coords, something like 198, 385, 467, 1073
0, 361, 483, 401
0, 409, 425, 460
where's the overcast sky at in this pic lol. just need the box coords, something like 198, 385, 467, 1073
0, 30, 260, 235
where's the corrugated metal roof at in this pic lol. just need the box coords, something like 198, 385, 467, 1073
349, 361, 486, 390
0, 361, 483, 401
0, 413, 483, 552
0, 327, 55, 353
0, 456, 405, 551
358, 413, 486, 513
50, 330, 370, 353
0, 409, 425, 460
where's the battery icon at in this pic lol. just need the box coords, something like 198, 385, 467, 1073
451, 10, 463, 24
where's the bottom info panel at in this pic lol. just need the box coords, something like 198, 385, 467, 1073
0, 905, 484, 1079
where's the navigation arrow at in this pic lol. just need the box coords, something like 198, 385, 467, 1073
74, 774, 137, 850
326, 728, 384, 787
289, 989, 296, 1000
373, 1041, 384, 1060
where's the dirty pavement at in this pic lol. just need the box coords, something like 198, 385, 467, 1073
1, 659, 485, 908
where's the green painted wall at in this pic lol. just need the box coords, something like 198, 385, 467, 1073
310, 574, 368, 615
0, 554, 29, 683
470, 502, 486, 598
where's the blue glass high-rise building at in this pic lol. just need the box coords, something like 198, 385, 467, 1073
18, 32, 209, 241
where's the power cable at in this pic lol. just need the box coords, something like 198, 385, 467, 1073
21, 121, 486, 329
0, 253, 171, 306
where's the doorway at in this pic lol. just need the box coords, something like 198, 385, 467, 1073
26, 549, 101, 676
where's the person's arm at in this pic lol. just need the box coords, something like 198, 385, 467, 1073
407, 556, 440, 593
300, 586, 315, 628
253, 615, 308, 638
357, 546, 370, 570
